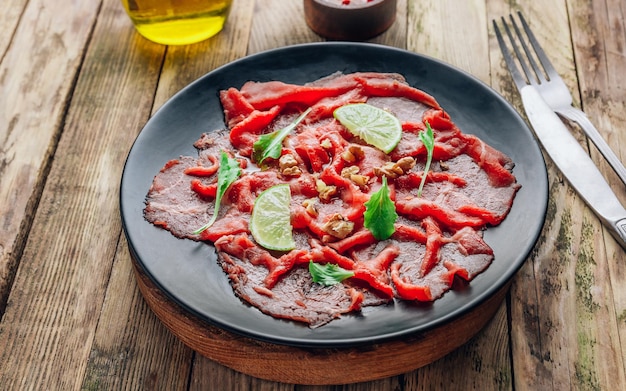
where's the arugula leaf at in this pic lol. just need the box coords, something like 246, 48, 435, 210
417, 121, 435, 197
192, 151, 241, 234
363, 176, 398, 240
309, 261, 355, 286
252, 107, 312, 166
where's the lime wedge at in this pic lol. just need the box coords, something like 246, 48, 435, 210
250, 184, 295, 251
334, 103, 402, 153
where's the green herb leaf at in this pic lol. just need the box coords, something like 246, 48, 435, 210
252, 107, 312, 166
309, 260, 355, 286
417, 121, 435, 197
193, 151, 241, 234
363, 176, 398, 240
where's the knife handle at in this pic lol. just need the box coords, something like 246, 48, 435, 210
521, 86, 626, 250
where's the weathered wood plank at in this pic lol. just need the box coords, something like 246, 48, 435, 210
0, 0, 28, 58
335, 377, 403, 391
488, 0, 626, 390
81, 0, 257, 389
568, 0, 626, 190
408, 0, 490, 83
567, 0, 626, 385
0, 0, 101, 315
404, 305, 511, 391
0, 0, 166, 388
190, 355, 294, 391
83, 237, 192, 390
78, 4, 196, 390
371, 0, 408, 48
248, 0, 321, 55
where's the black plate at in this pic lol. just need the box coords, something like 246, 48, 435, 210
120, 42, 547, 348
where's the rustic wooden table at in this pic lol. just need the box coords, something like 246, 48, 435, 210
1, 0, 625, 389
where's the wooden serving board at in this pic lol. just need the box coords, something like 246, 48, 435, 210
131, 256, 508, 385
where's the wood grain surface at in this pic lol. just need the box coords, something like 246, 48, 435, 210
0, 0, 624, 389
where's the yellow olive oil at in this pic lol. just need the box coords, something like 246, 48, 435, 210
121, 0, 232, 45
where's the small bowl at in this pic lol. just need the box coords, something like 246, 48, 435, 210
303, 0, 397, 41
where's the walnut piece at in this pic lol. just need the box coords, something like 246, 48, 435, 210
341, 166, 360, 177
350, 173, 369, 188
341, 145, 365, 163
302, 198, 319, 217
322, 214, 355, 239
396, 156, 416, 171
279, 154, 302, 177
374, 157, 416, 179
341, 166, 369, 189
316, 179, 337, 202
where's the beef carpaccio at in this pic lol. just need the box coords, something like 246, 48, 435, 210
144, 72, 521, 327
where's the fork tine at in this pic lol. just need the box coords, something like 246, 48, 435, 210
493, 19, 527, 89
496, 16, 538, 87
508, 14, 547, 84
516, 12, 560, 81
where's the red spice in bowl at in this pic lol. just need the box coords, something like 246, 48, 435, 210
303, 0, 397, 41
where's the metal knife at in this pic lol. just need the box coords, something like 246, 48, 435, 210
520, 85, 626, 251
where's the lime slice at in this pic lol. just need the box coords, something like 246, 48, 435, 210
250, 184, 295, 251
334, 103, 402, 153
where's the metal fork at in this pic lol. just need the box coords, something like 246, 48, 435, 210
495, 12, 626, 250
493, 12, 626, 185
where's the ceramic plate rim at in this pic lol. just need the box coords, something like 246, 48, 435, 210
120, 42, 548, 348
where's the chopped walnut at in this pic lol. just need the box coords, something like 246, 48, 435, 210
439, 160, 450, 171
396, 157, 416, 171
322, 214, 355, 239
302, 198, 319, 217
316, 179, 337, 202
279, 154, 302, 177
340, 166, 369, 189
341, 166, 360, 178
341, 145, 365, 163
350, 174, 369, 188
374, 157, 416, 179
279, 154, 298, 169
374, 162, 403, 179
282, 166, 302, 176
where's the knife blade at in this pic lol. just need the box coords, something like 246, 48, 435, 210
520, 85, 626, 250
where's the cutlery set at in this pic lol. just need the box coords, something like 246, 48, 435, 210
494, 12, 626, 250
